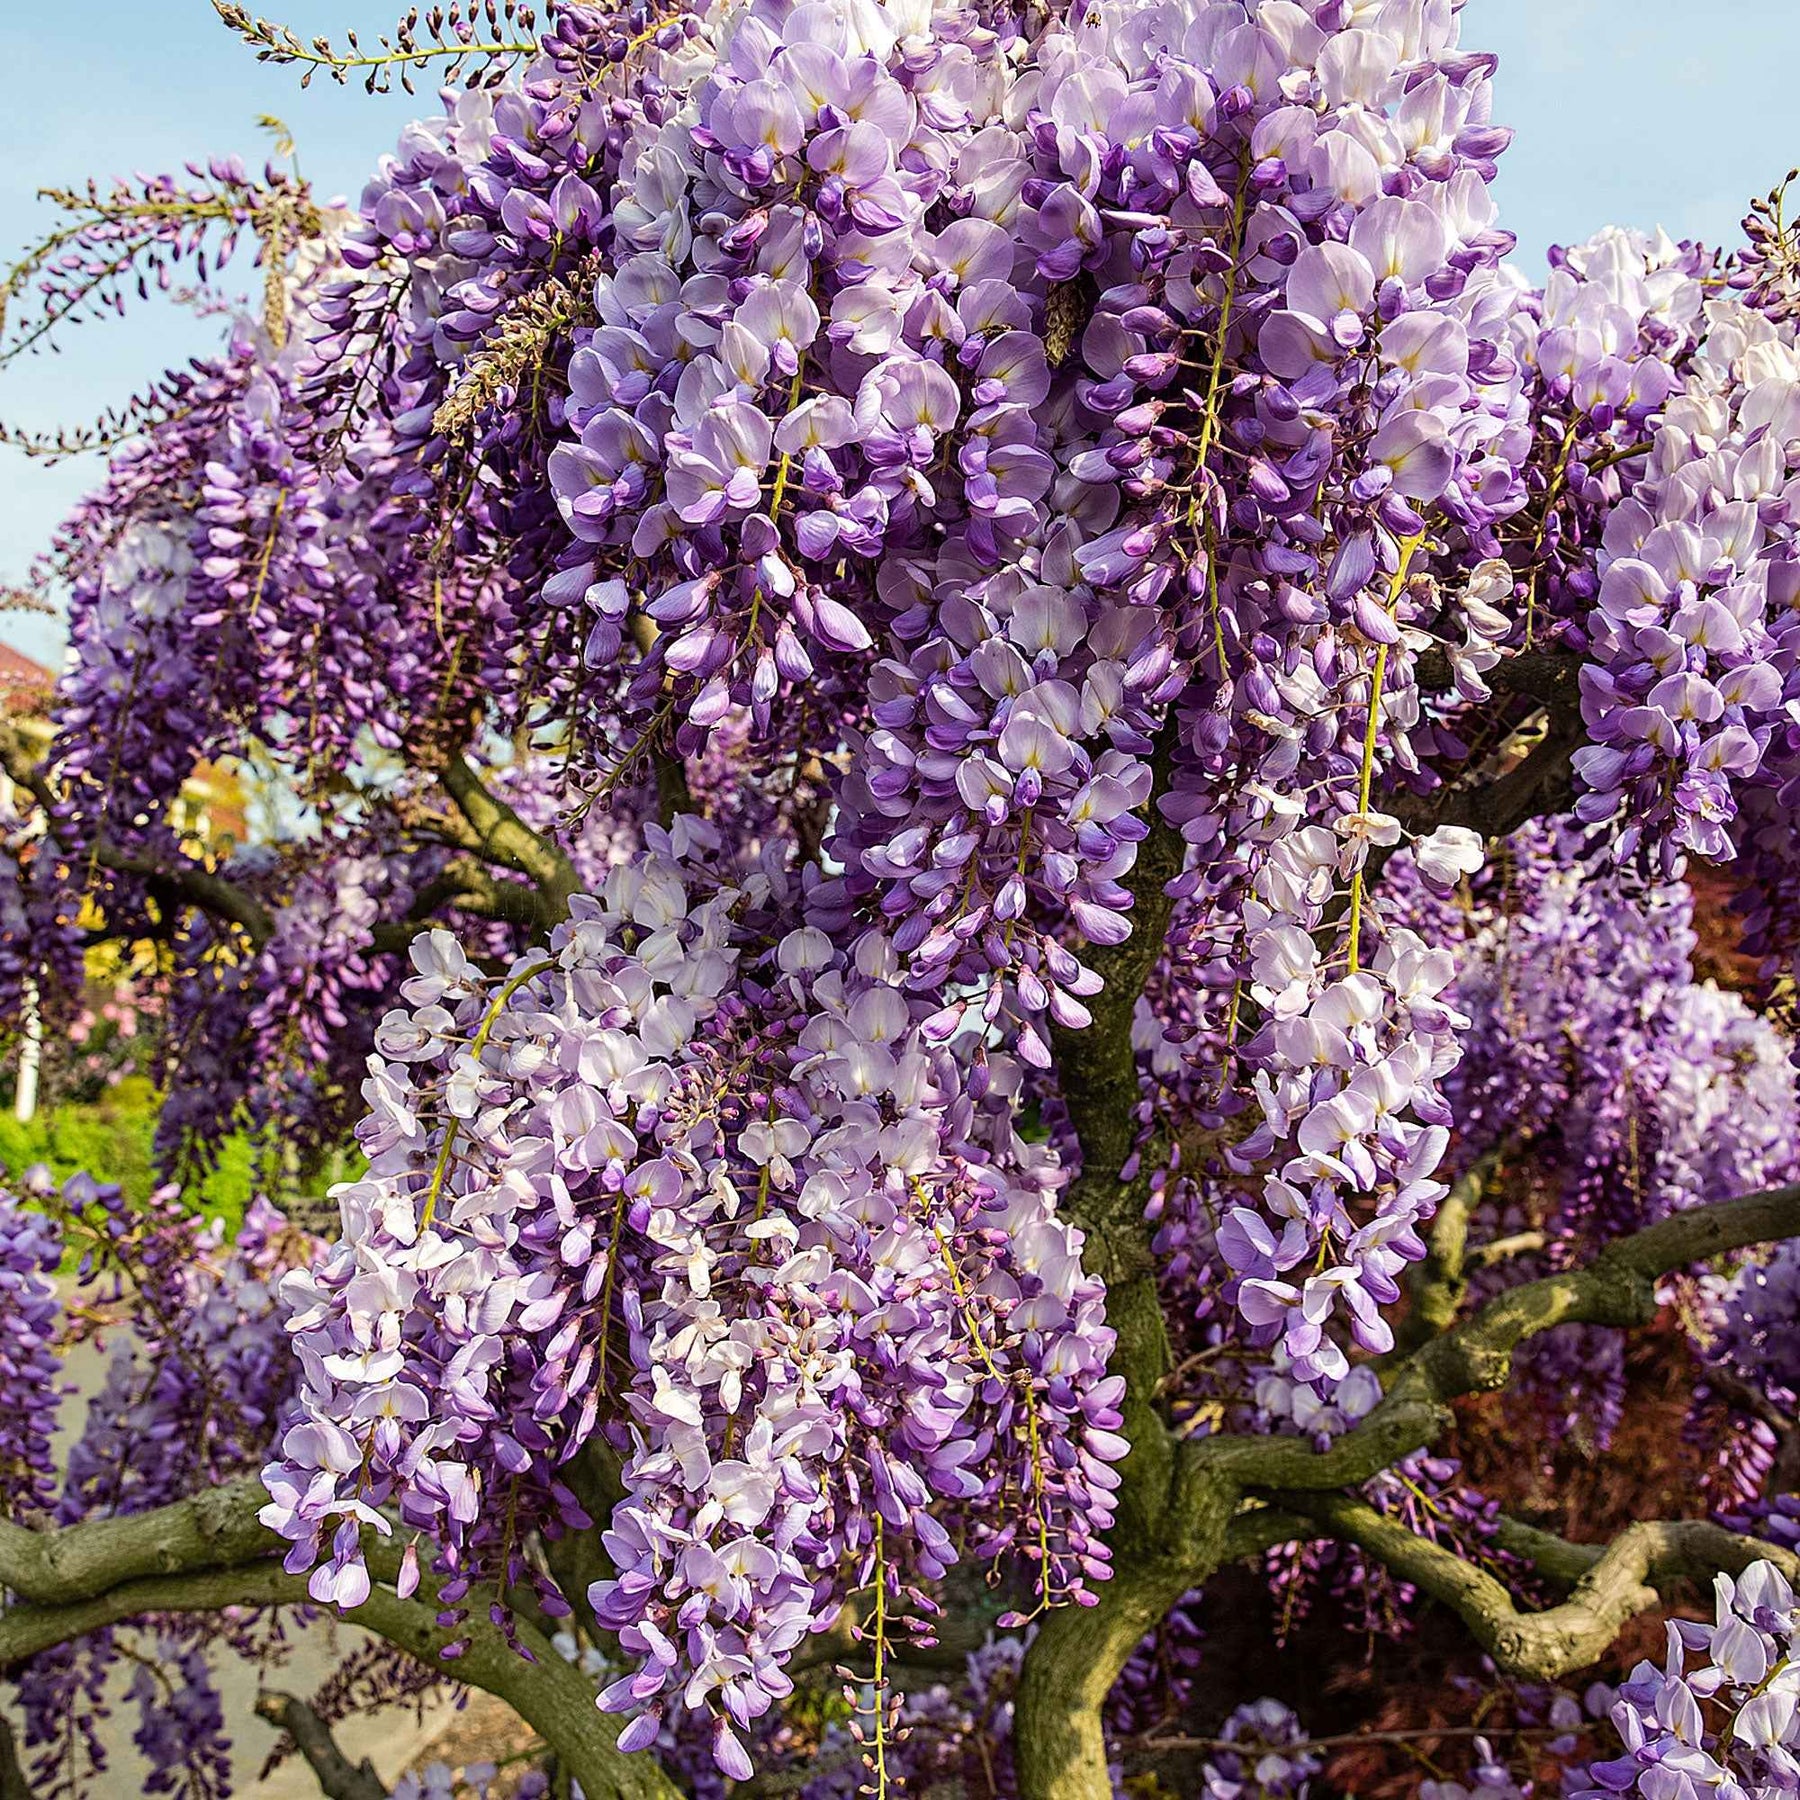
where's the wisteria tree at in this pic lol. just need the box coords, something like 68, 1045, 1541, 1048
9, 3, 1800, 1798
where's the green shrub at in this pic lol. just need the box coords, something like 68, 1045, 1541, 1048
0, 1077, 256, 1236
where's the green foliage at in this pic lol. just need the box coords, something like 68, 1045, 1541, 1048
0, 1078, 256, 1237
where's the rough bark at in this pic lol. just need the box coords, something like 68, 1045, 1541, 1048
1283, 1495, 1800, 1680
10, 640, 1800, 1799
1196, 1181, 1800, 1492
1010, 655, 1800, 1800
0, 1492, 682, 1800
1391, 1153, 1498, 1356
1016, 748, 1188, 1800
437, 752, 580, 922
0, 1475, 273, 1604
252, 1693, 387, 1800
0, 1716, 29, 1800
1015, 1171, 1800, 1798
1014, 1525, 1226, 1800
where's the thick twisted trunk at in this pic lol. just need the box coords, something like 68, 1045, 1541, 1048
1013, 1557, 1210, 1800
1014, 1451, 1235, 1800
1015, 744, 1197, 1800
1013, 1253, 1236, 1800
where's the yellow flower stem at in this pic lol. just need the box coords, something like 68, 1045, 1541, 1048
1522, 422, 1578, 649
419, 956, 555, 1231
1187, 164, 1251, 677
766, 364, 807, 518
869, 1515, 891, 1799
1344, 532, 1427, 976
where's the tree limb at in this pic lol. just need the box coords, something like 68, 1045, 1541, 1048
1377, 649, 1587, 882
1194, 1181, 1800, 1492
94, 841, 277, 946
1281, 1492, 1800, 1681
253, 1693, 387, 1800
1014, 1463, 1234, 1800
1219, 1504, 1311, 1563
1013, 672, 1668, 1800
0, 1480, 681, 1799
0, 1557, 681, 1800
1394, 707, 1584, 846
2, 723, 586, 955
653, 748, 691, 831
1413, 649, 1583, 708
0, 725, 57, 815
436, 754, 578, 919
1492, 1514, 1613, 1586
0, 1475, 273, 1605
367, 857, 548, 954
1467, 1230, 1547, 1270
1391, 1152, 1499, 1356
1047, 730, 1187, 1280
1017, 714, 1194, 1800
1012, 632, 1780, 1797
0, 723, 276, 947
1296, 646, 1588, 963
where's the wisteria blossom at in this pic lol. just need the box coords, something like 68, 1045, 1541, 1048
7, 0, 1800, 1796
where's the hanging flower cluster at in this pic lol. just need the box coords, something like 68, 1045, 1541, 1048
262, 820, 1121, 1770
0, 1175, 63, 1524
1575, 297, 1798, 866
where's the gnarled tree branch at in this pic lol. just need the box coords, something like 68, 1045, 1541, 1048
368, 856, 549, 954
0, 1474, 273, 1604
1395, 707, 1583, 846
436, 752, 578, 921
93, 841, 277, 946
1375, 649, 1586, 889
0, 1482, 680, 1800
0, 724, 591, 957
1280, 1492, 1800, 1681
1218, 1503, 1310, 1563
1391, 1152, 1500, 1357
0, 723, 277, 947
1008, 621, 1786, 1800
0, 1559, 676, 1800
1492, 1514, 1617, 1586
1010, 1182, 1800, 1798
252, 1693, 387, 1800
1413, 648, 1583, 708
1195, 1181, 1800, 1492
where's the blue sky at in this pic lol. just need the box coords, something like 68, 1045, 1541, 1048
4, 0, 1799, 663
